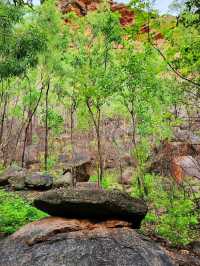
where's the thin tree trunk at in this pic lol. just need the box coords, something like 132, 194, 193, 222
96, 108, 103, 185
44, 80, 50, 172
86, 99, 103, 186
0, 93, 8, 145
70, 100, 76, 187
111, 121, 125, 191
130, 111, 136, 147
26, 109, 33, 145
21, 85, 44, 167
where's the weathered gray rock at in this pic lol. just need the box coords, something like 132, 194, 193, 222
63, 153, 92, 182
0, 165, 25, 186
8, 171, 26, 190
174, 129, 200, 145
149, 141, 197, 177
25, 172, 53, 190
174, 156, 200, 180
34, 188, 148, 228
53, 172, 73, 188
0, 217, 174, 266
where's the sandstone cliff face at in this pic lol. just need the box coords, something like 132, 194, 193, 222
59, 0, 134, 26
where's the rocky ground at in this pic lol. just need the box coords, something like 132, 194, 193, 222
0, 187, 199, 265
0, 125, 200, 265
0, 188, 174, 266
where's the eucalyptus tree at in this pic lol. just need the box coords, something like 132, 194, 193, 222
67, 4, 122, 185
32, 0, 68, 171
0, 1, 46, 166
118, 43, 178, 197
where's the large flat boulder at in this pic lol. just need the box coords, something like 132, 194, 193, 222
0, 217, 174, 266
34, 188, 147, 228
25, 172, 53, 190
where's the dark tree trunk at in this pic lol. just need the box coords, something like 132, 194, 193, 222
26, 109, 33, 145
0, 93, 8, 145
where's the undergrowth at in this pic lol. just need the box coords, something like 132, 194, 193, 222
0, 189, 47, 234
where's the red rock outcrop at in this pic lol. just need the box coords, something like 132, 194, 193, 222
59, 0, 134, 26
150, 141, 196, 179
111, 3, 134, 26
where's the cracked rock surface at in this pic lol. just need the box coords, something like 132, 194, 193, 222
0, 217, 174, 266
33, 188, 148, 228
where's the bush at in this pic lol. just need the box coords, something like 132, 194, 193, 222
0, 189, 47, 234
90, 173, 122, 190
131, 174, 199, 246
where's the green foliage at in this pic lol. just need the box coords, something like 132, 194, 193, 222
155, 198, 198, 245
0, 1, 46, 79
41, 154, 58, 171
131, 174, 199, 245
0, 0, 199, 247
90, 172, 121, 190
41, 109, 64, 135
0, 189, 47, 234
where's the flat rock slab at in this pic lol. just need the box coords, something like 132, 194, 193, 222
34, 188, 148, 228
0, 217, 174, 266
25, 173, 53, 190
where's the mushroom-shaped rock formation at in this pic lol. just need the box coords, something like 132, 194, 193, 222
34, 188, 148, 228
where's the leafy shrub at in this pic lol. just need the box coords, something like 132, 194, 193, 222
90, 173, 121, 190
0, 189, 47, 234
131, 174, 199, 246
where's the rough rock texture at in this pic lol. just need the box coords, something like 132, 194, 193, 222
59, 0, 134, 26
76, 181, 99, 189
25, 172, 53, 190
163, 246, 200, 266
171, 156, 200, 183
53, 172, 73, 188
149, 141, 198, 181
174, 129, 200, 145
8, 171, 26, 190
111, 3, 134, 26
0, 217, 174, 266
0, 166, 26, 186
62, 153, 92, 182
34, 188, 147, 228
